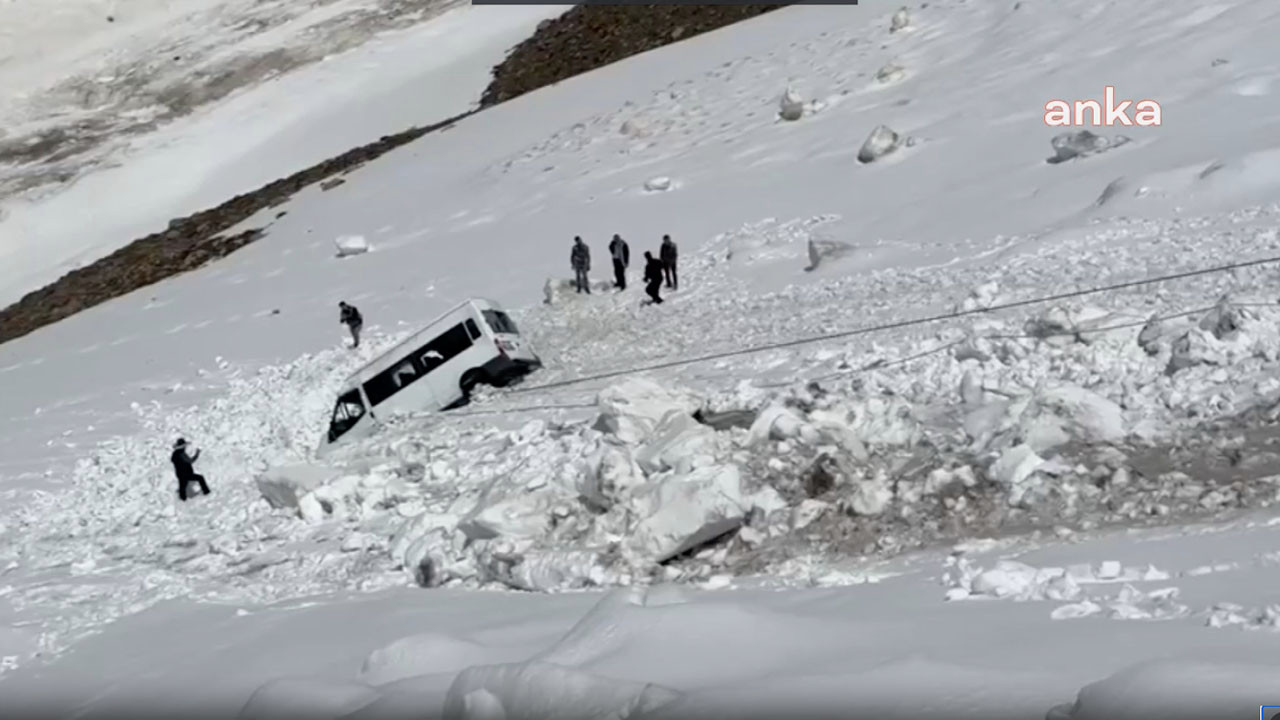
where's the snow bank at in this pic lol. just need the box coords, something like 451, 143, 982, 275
359, 633, 501, 686
239, 677, 380, 720
1047, 659, 1280, 720
441, 661, 680, 720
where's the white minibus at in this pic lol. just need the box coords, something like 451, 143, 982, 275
322, 298, 541, 449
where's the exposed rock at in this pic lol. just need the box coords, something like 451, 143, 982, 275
692, 407, 757, 431
1047, 129, 1131, 164
875, 61, 906, 84
804, 453, 840, 497
857, 125, 903, 164
479, 5, 785, 108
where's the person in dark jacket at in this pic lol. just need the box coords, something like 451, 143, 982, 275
660, 234, 678, 289
339, 301, 362, 348
643, 251, 664, 305
608, 233, 630, 290
171, 438, 210, 501
570, 236, 591, 294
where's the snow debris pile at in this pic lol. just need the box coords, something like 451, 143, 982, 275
335, 235, 371, 257
231, 264, 1280, 594
942, 556, 1189, 621
708, 214, 843, 269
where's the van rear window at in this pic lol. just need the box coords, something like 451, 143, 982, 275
483, 309, 519, 335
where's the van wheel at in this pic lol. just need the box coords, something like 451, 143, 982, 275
460, 370, 486, 401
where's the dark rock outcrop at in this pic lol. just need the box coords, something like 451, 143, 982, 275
479, 5, 786, 108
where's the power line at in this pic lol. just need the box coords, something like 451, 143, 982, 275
511, 254, 1280, 395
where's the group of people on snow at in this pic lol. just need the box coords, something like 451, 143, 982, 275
572, 233, 678, 304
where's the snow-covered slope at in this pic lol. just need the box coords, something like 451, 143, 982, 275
0, 2, 570, 306
3, 0, 1280, 717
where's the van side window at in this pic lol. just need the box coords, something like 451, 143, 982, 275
328, 389, 366, 441
482, 309, 518, 335
365, 356, 425, 407
465, 319, 480, 340
418, 322, 473, 371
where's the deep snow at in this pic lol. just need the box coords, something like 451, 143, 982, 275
3, 0, 1280, 718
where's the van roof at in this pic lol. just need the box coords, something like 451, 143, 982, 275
338, 297, 503, 388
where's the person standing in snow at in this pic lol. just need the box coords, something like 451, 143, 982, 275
171, 438, 210, 502
660, 234, 678, 290
608, 233, 630, 290
571, 236, 591, 294
643, 251, 665, 305
339, 301, 363, 348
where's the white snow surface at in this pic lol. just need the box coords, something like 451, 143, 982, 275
2, 0, 1280, 717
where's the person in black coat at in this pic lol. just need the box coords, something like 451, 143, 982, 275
570, 236, 591, 294
339, 301, 363, 348
608, 234, 630, 290
643, 251, 664, 305
660, 234, 678, 290
171, 438, 210, 501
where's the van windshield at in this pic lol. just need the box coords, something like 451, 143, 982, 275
482, 309, 519, 335
328, 389, 366, 442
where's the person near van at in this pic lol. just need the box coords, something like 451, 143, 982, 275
171, 438, 210, 502
643, 251, 665, 305
339, 301, 363, 348
571, 236, 591, 294
608, 233, 630, 290
660, 234, 678, 290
